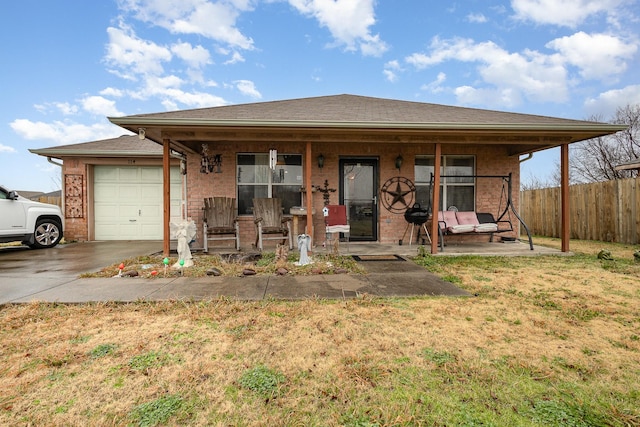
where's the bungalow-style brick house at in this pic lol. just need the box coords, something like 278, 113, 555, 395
32, 94, 625, 254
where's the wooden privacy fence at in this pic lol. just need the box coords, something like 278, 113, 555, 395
520, 177, 640, 244
37, 196, 62, 207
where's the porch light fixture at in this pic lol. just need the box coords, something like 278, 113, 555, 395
395, 154, 403, 170
317, 154, 325, 169
138, 128, 146, 140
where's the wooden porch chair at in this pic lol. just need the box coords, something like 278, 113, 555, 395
203, 197, 240, 252
253, 198, 292, 251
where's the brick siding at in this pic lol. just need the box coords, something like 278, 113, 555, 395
59, 142, 521, 247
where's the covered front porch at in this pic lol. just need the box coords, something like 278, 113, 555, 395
109, 95, 624, 257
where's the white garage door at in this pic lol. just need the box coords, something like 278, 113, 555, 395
94, 166, 182, 240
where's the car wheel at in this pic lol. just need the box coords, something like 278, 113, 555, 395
29, 219, 63, 249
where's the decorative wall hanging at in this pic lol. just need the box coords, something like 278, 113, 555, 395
316, 179, 336, 206
380, 176, 415, 213
64, 174, 84, 218
200, 144, 222, 174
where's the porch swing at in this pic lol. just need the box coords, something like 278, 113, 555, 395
428, 173, 534, 251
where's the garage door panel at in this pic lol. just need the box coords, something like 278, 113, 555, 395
118, 205, 140, 218
94, 166, 182, 240
94, 203, 119, 220
139, 185, 162, 202
94, 167, 118, 181
118, 168, 139, 181
117, 185, 141, 199
140, 204, 161, 219
119, 223, 141, 236
94, 184, 118, 199
140, 167, 162, 182
140, 224, 162, 239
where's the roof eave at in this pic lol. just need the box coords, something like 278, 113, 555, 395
29, 148, 162, 159
109, 116, 627, 133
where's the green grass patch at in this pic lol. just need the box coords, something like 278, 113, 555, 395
128, 351, 177, 371
129, 393, 184, 427
89, 343, 117, 358
237, 365, 287, 399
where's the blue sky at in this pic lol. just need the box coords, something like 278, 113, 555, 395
1, 0, 639, 192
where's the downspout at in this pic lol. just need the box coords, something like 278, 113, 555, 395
47, 156, 63, 167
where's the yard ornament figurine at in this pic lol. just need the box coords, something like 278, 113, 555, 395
170, 220, 197, 269
295, 234, 312, 266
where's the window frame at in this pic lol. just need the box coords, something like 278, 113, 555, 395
414, 155, 476, 212
236, 153, 303, 216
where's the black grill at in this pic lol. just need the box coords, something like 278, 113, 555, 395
404, 203, 428, 225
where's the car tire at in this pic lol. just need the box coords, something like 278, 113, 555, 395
29, 219, 63, 249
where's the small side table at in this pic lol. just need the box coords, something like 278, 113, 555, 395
289, 206, 316, 243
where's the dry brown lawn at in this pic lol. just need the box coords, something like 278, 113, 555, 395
0, 237, 639, 426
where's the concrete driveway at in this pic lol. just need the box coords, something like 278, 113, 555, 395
0, 241, 163, 303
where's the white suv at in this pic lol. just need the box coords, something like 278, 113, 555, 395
0, 185, 64, 249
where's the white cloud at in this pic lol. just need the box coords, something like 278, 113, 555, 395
145, 75, 185, 92
420, 72, 447, 93
81, 96, 124, 117
118, 0, 254, 50
0, 143, 17, 153
546, 32, 637, 80
584, 84, 640, 117
406, 37, 569, 106
100, 87, 125, 97
171, 42, 212, 68
383, 60, 402, 82
55, 102, 79, 115
234, 80, 262, 99
466, 13, 487, 23
10, 119, 125, 145
288, 0, 388, 56
455, 86, 522, 108
511, 0, 625, 28
223, 51, 245, 65
32, 102, 78, 115
162, 89, 227, 109
105, 24, 172, 78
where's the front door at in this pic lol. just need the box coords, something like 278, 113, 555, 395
340, 158, 378, 241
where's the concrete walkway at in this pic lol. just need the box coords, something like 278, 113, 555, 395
0, 241, 471, 304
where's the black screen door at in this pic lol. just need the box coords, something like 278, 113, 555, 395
340, 158, 378, 241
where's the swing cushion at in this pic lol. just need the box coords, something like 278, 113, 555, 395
475, 212, 499, 232
439, 211, 499, 234
439, 211, 476, 234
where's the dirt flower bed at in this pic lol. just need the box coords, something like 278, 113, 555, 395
80, 251, 366, 278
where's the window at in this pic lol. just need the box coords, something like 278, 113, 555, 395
237, 153, 303, 215
415, 156, 475, 212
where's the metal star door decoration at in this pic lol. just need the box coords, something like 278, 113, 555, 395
380, 176, 416, 213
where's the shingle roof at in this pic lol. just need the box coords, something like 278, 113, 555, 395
117, 94, 596, 126
29, 135, 162, 158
